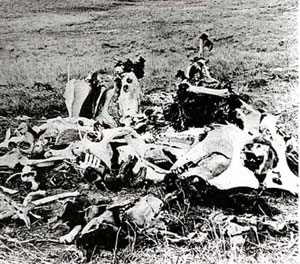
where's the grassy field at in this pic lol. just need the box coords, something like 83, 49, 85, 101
0, 0, 298, 263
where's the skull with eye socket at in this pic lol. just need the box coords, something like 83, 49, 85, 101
241, 137, 278, 182
114, 57, 146, 120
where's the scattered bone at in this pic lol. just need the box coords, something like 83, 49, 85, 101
23, 190, 47, 206
0, 186, 18, 195
0, 128, 11, 149
19, 156, 64, 167
0, 35, 298, 259
263, 132, 299, 195
116, 57, 145, 119
0, 149, 23, 169
20, 165, 39, 190
187, 84, 229, 97
31, 191, 80, 206
0, 190, 31, 228
156, 127, 207, 150
59, 225, 82, 244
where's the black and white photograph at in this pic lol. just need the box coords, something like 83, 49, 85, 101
0, 0, 298, 263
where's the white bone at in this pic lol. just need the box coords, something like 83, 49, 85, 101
208, 126, 259, 189
0, 128, 11, 149
31, 191, 80, 206
0, 149, 22, 169
59, 225, 82, 244
171, 125, 234, 171
80, 210, 119, 237
64, 79, 91, 117
156, 127, 207, 150
263, 133, 299, 195
187, 85, 230, 97
19, 156, 64, 167
23, 190, 47, 206
119, 72, 143, 118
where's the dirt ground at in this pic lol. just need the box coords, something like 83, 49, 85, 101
0, 0, 298, 263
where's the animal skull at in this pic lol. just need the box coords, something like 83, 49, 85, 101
118, 71, 143, 118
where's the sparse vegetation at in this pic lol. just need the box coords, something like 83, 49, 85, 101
0, 0, 298, 263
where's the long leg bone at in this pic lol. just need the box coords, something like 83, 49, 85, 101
31, 191, 80, 206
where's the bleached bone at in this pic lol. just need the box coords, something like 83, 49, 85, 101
44, 141, 83, 160
241, 140, 276, 177
5, 125, 42, 155
187, 85, 230, 97
156, 127, 207, 150
59, 225, 82, 244
80, 210, 118, 236
31, 191, 80, 206
6, 165, 39, 190
171, 125, 233, 174
171, 124, 259, 189
19, 156, 65, 167
208, 126, 259, 189
23, 190, 47, 206
81, 127, 134, 169
65, 72, 117, 124
0, 190, 31, 228
38, 117, 95, 146
263, 133, 299, 195
259, 113, 281, 136
178, 153, 231, 180
64, 79, 91, 117
124, 194, 164, 228
186, 57, 220, 87
0, 186, 18, 195
117, 141, 169, 182
237, 100, 262, 132
0, 128, 11, 149
254, 113, 298, 194
20, 165, 39, 190
0, 149, 23, 169
119, 71, 143, 118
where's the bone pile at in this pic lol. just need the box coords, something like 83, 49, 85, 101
0, 34, 298, 261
